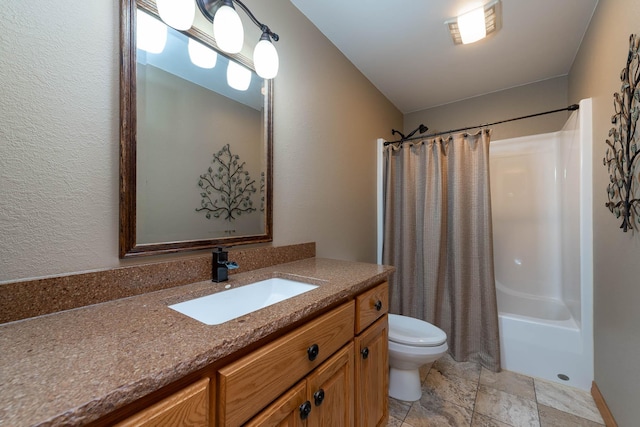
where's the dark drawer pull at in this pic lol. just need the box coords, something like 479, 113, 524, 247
299, 401, 312, 420
374, 300, 383, 311
313, 389, 325, 406
361, 347, 369, 359
307, 344, 320, 361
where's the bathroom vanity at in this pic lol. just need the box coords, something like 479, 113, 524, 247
0, 258, 393, 426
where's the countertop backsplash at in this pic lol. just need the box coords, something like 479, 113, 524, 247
0, 242, 316, 323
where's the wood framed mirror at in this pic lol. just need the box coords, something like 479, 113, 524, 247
120, 0, 273, 258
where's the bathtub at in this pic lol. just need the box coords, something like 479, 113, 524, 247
497, 283, 591, 390
376, 100, 594, 391
491, 99, 593, 391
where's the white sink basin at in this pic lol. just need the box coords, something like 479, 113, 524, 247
168, 278, 318, 325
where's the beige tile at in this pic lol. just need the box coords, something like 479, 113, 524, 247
423, 367, 479, 410
479, 367, 536, 400
475, 385, 540, 427
471, 412, 513, 427
405, 392, 473, 427
534, 379, 604, 424
387, 415, 404, 427
538, 404, 605, 427
389, 397, 412, 421
433, 353, 482, 382
420, 362, 434, 384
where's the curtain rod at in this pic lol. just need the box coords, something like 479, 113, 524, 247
384, 104, 580, 146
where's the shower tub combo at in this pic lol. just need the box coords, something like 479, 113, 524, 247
376, 98, 594, 391
490, 98, 593, 390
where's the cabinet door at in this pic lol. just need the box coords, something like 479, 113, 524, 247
306, 344, 354, 427
115, 378, 209, 427
354, 316, 388, 427
245, 381, 307, 427
218, 302, 354, 427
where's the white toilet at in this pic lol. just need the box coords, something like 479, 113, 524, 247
388, 313, 448, 401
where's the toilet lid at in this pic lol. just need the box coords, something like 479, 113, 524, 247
388, 314, 447, 347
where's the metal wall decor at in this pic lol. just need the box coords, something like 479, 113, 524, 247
197, 144, 258, 221
604, 34, 640, 232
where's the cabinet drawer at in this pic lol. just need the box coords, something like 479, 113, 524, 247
355, 282, 389, 334
218, 301, 355, 427
115, 378, 209, 427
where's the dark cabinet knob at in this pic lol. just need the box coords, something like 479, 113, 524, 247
299, 401, 312, 420
313, 389, 325, 406
307, 344, 320, 361
361, 347, 369, 359
374, 300, 383, 311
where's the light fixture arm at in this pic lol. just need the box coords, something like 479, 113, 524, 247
234, 0, 279, 41
196, 0, 279, 42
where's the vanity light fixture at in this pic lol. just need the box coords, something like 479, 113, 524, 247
446, 0, 502, 45
137, 10, 168, 54
212, 0, 244, 54
188, 38, 218, 68
156, 0, 196, 31
227, 60, 252, 91
155, 0, 280, 79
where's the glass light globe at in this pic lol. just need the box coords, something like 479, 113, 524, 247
227, 61, 251, 91
253, 37, 279, 79
458, 6, 486, 44
136, 10, 167, 54
156, 0, 195, 31
188, 38, 218, 69
213, 4, 244, 54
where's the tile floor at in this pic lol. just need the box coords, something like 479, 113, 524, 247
387, 354, 605, 427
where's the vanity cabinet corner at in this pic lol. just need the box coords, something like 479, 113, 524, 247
114, 377, 210, 427
354, 281, 389, 427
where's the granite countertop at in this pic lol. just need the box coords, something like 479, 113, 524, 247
0, 258, 393, 426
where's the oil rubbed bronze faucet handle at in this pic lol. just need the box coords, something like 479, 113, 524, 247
307, 344, 320, 361
374, 300, 383, 311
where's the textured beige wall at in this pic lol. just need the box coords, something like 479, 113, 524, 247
568, 0, 640, 424
0, 0, 402, 282
404, 76, 569, 141
0, 1, 120, 282
246, 2, 403, 263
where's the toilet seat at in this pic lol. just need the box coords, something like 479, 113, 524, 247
388, 313, 447, 347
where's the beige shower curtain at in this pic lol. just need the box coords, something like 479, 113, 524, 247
383, 130, 500, 372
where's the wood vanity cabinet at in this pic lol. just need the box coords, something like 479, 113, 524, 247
246, 344, 354, 427
354, 282, 389, 427
244, 381, 307, 427
100, 281, 389, 427
115, 378, 210, 427
217, 281, 389, 427
217, 302, 355, 426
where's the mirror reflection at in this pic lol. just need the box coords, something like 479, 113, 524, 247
120, 2, 272, 258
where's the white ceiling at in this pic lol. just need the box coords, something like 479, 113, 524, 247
290, 0, 598, 114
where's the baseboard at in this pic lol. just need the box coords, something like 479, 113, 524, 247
591, 381, 618, 427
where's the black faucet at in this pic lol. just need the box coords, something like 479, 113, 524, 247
212, 247, 238, 282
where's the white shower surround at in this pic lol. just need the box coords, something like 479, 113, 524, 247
490, 98, 593, 390
376, 98, 593, 390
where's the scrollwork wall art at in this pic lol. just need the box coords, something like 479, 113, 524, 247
604, 33, 640, 232
196, 144, 258, 221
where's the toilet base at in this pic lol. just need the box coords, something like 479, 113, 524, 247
388, 367, 422, 401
